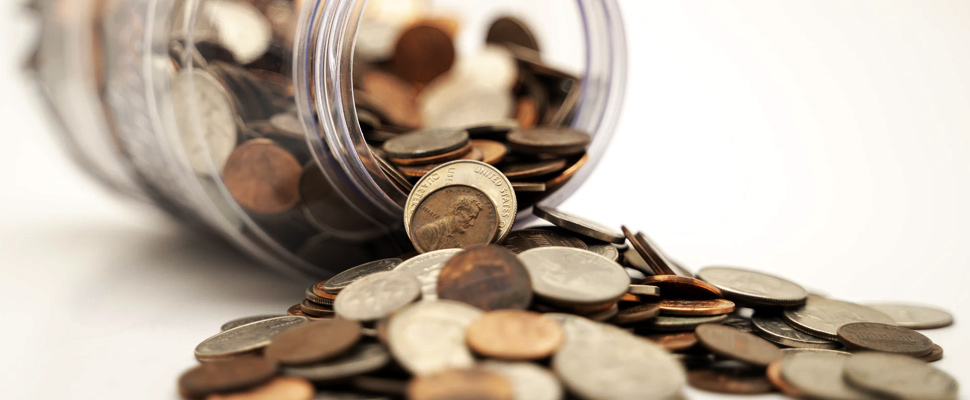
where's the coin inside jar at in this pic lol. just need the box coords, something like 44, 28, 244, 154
506, 127, 590, 156
408, 185, 500, 253
466, 310, 564, 360
391, 23, 456, 85
382, 128, 469, 160
222, 139, 302, 215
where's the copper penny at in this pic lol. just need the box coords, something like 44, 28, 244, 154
391, 23, 456, 84
500, 158, 568, 180
390, 141, 473, 166
836, 322, 934, 357
609, 302, 661, 325
285, 304, 305, 317
310, 281, 338, 299
499, 228, 587, 254
766, 360, 804, 397
646, 332, 698, 352
543, 153, 587, 191
409, 185, 499, 253
205, 376, 314, 400
361, 70, 421, 128
619, 293, 641, 303
472, 139, 509, 165
695, 324, 784, 367
640, 275, 723, 299
515, 96, 540, 129
299, 299, 334, 318
919, 344, 944, 362
506, 127, 591, 156
436, 245, 533, 311
178, 357, 276, 398
659, 299, 736, 316
466, 310, 565, 360
688, 365, 775, 395
408, 368, 514, 400
222, 139, 302, 214
621, 226, 677, 276
264, 319, 362, 365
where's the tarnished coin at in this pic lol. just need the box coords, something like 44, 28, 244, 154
300, 299, 335, 318
695, 324, 784, 367
781, 352, 881, 400
264, 319, 362, 365
333, 271, 421, 321
639, 275, 723, 299
222, 139, 302, 214
609, 303, 660, 325
205, 376, 314, 400
283, 343, 390, 382
658, 299, 735, 316
532, 205, 625, 244
687, 364, 775, 394
479, 361, 564, 400
627, 284, 661, 297
518, 247, 629, 307
500, 159, 567, 180
506, 128, 590, 156
645, 332, 698, 352
408, 368, 514, 400
221, 315, 284, 332
409, 185, 500, 253
387, 300, 483, 376
843, 352, 959, 400
323, 258, 402, 294
499, 228, 587, 254
391, 23, 455, 84
837, 322, 934, 356
921, 344, 945, 362
751, 313, 841, 349
393, 248, 462, 301
783, 297, 895, 340
697, 266, 808, 306
865, 303, 955, 329
436, 245, 533, 311
466, 310, 564, 360
486, 16, 541, 52
472, 139, 508, 165
382, 128, 469, 160
621, 227, 677, 276
195, 316, 307, 361
586, 243, 620, 262
638, 314, 729, 332
178, 356, 276, 398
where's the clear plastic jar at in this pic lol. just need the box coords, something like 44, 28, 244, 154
31, 0, 627, 278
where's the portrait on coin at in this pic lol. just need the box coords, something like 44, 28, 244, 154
416, 195, 484, 250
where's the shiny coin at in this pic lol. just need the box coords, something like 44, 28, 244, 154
409, 185, 500, 253
472, 139, 508, 165
621, 227, 677, 275
221, 315, 284, 332
532, 205, 625, 244
843, 352, 959, 400
172, 70, 238, 175
436, 245, 533, 311
407, 368, 514, 400
518, 247, 629, 307
751, 313, 841, 349
627, 284, 661, 297
264, 319, 362, 365
393, 248, 462, 301
195, 316, 307, 361
586, 243, 620, 262
865, 303, 955, 329
299, 299, 334, 318
499, 228, 587, 254
659, 299, 736, 316
837, 322, 934, 356
391, 23, 455, 84
178, 356, 276, 398
781, 352, 881, 400
506, 127, 590, 156
920, 344, 945, 362
382, 128, 468, 160
283, 343, 390, 382
500, 159, 567, 180
205, 376, 314, 400
638, 314, 729, 332
479, 361, 564, 400
645, 332, 698, 352
222, 139, 302, 214
486, 16, 541, 52
696, 266, 808, 306
323, 258, 402, 294
333, 271, 421, 321
639, 275, 723, 299
687, 364, 775, 395
783, 297, 895, 340
695, 324, 784, 367
466, 310, 564, 360
387, 300, 483, 376
609, 302, 660, 325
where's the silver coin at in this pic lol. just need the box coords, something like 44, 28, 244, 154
172, 70, 237, 174
697, 266, 808, 306
587, 243, 620, 262
532, 205, 625, 244
405, 160, 516, 242
843, 352, 959, 400
783, 297, 895, 340
382, 128, 469, 159
518, 247, 629, 306
780, 352, 882, 400
781, 348, 851, 356
325, 258, 403, 294
628, 284, 660, 296
393, 248, 462, 301
480, 361, 564, 400
751, 313, 840, 349
194, 316, 307, 361
544, 313, 619, 346
334, 271, 420, 321
638, 314, 729, 332
386, 300, 483, 376
865, 303, 954, 329
219, 315, 284, 332
720, 314, 756, 334
284, 343, 390, 382
202, 0, 273, 64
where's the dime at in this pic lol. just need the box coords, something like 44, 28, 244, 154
486, 16, 541, 52
843, 352, 959, 400
645, 332, 698, 352
694, 324, 783, 367
687, 364, 774, 394
627, 284, 661, 297
696, 266, 808, 306
920, 344, 945, 362
178, 356, 276, 398
499, 228, 587, 254
780, 352, 881, 400
393, 248, 462, 301
333, 271, 421, 321
466, 310, 564, 360
658, 299, 735, 316
264, 319, 361, 365
205, 376, 314, 400
407, 368, 514, 400
637, 314, 729, 332
586, 243, 620, 261
300, 299, 334, 318
409, 185, 500, 253
506, 128, 590, 156
532, 205, 625, 244
639, 275, 723, 299
323, 258, 402, 294
387, 300, 483, 376
782, 297, 895, 340
194, 316, 307, 361
382, 128, 469, 160
472, 139, 508, 165
865, 303, 954, 329
609, 302, 660, 325
220, 315, 284, 332
172, 70, 238, 175
836, 322, 934, 356
283, 343, 390, 382
222, 139, 302, 214
751, 313, 841, 349
500, 159, 567, 180
391, 23, 455, 84
436, 245, 532, 311
621, 227, 677, 276
518, 247, 629, 307
479, 361, 564, 400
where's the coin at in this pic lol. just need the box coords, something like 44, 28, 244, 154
532, 205, 625, 244
659, 299, 735, 316
382, 128, 469, 160
695, 324, 783, 367
518, 247, 629, 307
387, 300, 483, 376
283, 343, 390, 382
305, 285, 335, 306
201, 0, 272, 64
645, 332, 698, 352
407, 368, 514, 400
333, 271, 421, 321
865, 303, 955, 329
843, 352, 958, 400
222, 139, 302, 214
510, 182, 547, 192
687, 364, 774, 395
300, 299, 334, 318
286, 304, 305, 317
836, 322, 934, 356
374, 152, 413, 192
751, 313, 841, 349
393, 248, 462, 301
178, 356, 276, 398
423, 88, 516, 129
220, 315, 284, 332
609, 302, 660, 325
205, 376, 315, 400
696, 266, 808, 306
781, 352, 881, 400
781, 348, 852, 356
195, 316, 307, 361
506, 128, 590, 156
721, 314, 756, 334
360, 70, 421, 129
583, 302, 621, 322
172, 69, 238, 174
264, 319, 361, 365
627, 284, 661, 297
621, 227, 677, 276
920, 344, 945, 362
465, 121, 520, 140
639, 275, 723, 299
391, 23, 455, 84
586, 243, 620, 262
766, 360, 804, 397
408, 185, 500, 253
500, 159, 568, 180
472, 139, 508, 165
499, 228, 587, 254
479, 361, 563, 400
324, 258, 402, 294
389, 142, 474, 166
486, 16, 541, 52
782, 297, 896, 340
436, 245, 533, 311
637, 314, 730, 332
466, 310, 564, 360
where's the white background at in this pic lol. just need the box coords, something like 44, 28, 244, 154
2, 1, 969, 399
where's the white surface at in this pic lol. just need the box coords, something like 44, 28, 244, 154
2, 1, 969, 399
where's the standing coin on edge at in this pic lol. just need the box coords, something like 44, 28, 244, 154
694, 324, 784, 367
783, 297, 895, 340
518, 247, 629, 307
436, 245, 532, 311
843, 352, 959, 400
696, 266, 808, 306
532, 204, 625, 244
194, 316, 307, 361
334, 271, 421, 321
466, 310, 565, 360
640, 275, 723, 299
408, 185, 500, 253
865, 303, 955, 329
387, 300, 483, 376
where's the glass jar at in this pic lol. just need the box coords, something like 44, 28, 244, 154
30, 0, 628, 278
